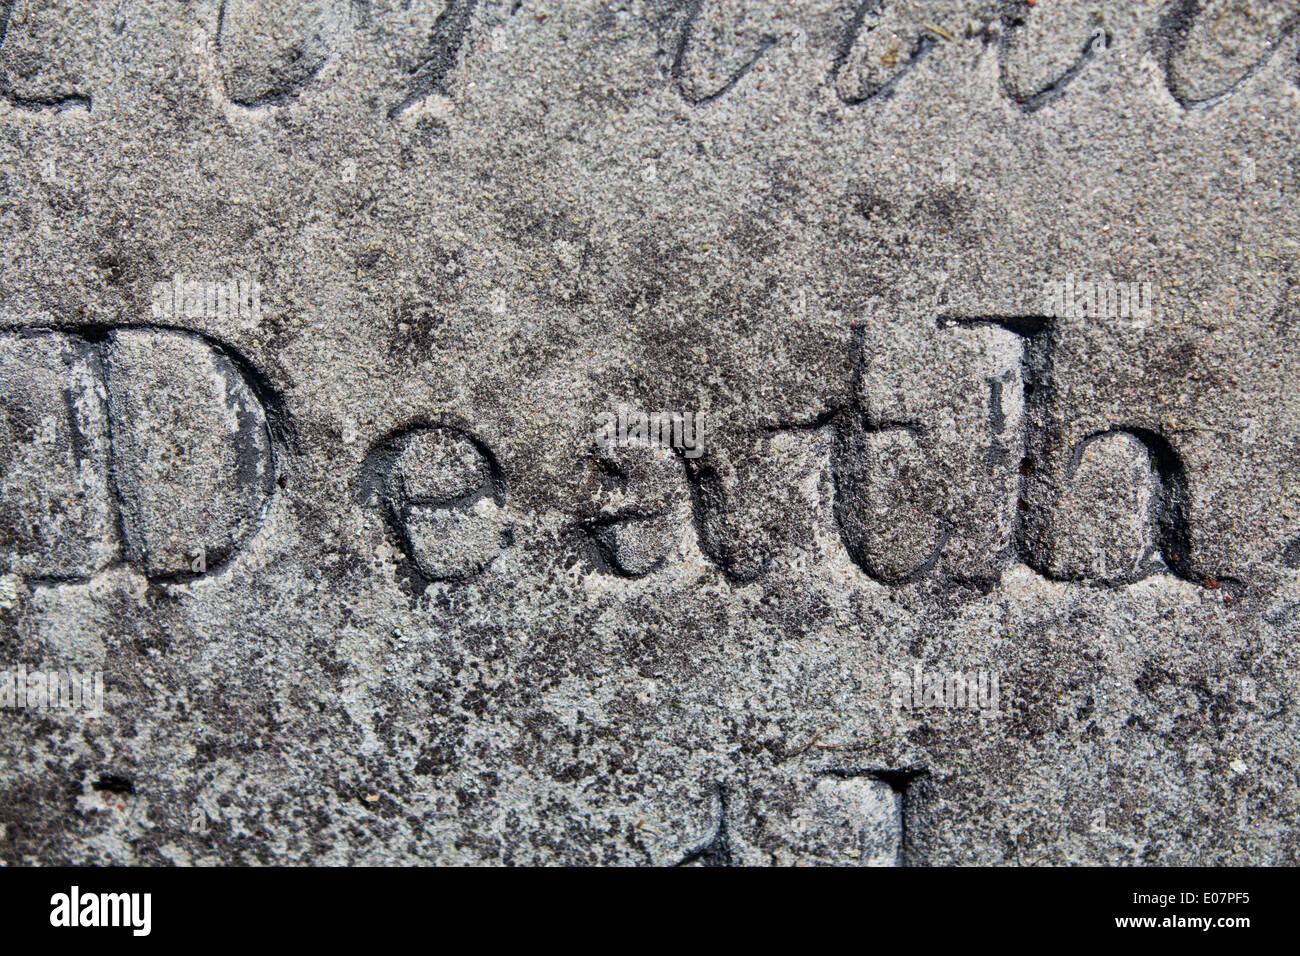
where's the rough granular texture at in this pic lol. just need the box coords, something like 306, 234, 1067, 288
1, 0, 1298, 865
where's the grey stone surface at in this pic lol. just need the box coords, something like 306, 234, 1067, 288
1, 0, 1299, 865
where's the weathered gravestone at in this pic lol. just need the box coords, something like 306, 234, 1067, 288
0, 0, 1298, 864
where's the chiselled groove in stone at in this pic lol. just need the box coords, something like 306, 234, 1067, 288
388, 0, 481, 118
559, 314, 1256, 590
215, 0, 340, 108
1160, 0, 1300, 109
673, 785, 732, 866
579, 444, 688, 579
833, 319, 1027, 588
0, 331, 116, 580
996, 0, 1111, 114
999, 28, 1107, 114
1074, 430, 1191, 574
815, 767, 920, 866
671, 0, 777, 106
683, 428, 830, 584
105, 328, 277, 579
1021, 427, 1189, 586
0, 326, 281, 582
361, 424, 510, 583
575, 423, 830, 583
580, 512, 672, 579
830, 0, 937, 106
830, 315, 1221, 589
0, 0, 93, 111
673, 771, 915, 865
832, 421, 950, 585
